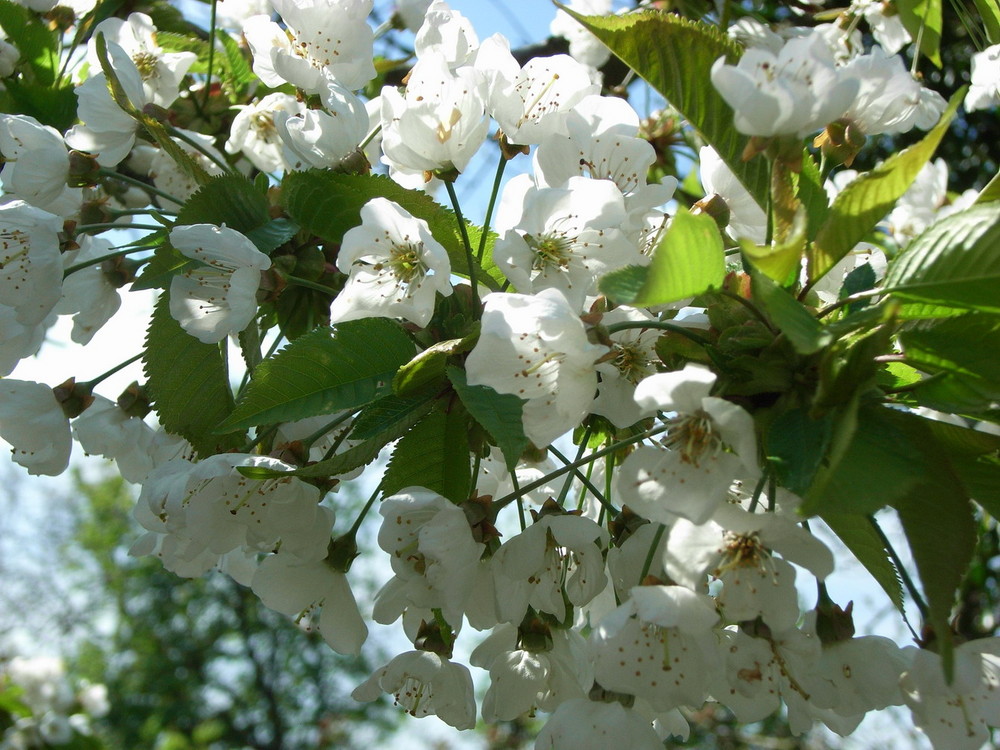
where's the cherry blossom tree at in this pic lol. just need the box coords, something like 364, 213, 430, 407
0, 0, 999, 748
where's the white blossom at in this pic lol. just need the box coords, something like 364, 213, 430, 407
474, 35, 599, 145
0, 379, 71, 476
965, 43, 1000, 112
379, 53, 488, 180
353, 650, 477, 730
329, 197, 452, 327
167, 223, 271, 344
616, 364, 758, 525
535, 698, 664, 750
89, 12, 196, 105
711, 34, 860, 138
252, 551, 369, 655
466, 288, 606, 448
413, 1, 478, 67
901, 638, 1000, 750
0, 200, 64, 327
244, 0, 374, 93
226, 93, 306, 173
493, 174, 641, 312
0, 114, 77, 210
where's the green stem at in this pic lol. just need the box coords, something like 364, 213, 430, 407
494, 424, 670, 512
815, 288, 884, 318
263, 331, 286, 361
359, 123, 383, 152
75, 223, 164, 234
80, 352, 143, 390
99, 168, 184, 206
241, 424, 278, 454
109, 207, 177, 218
639, 523, 666, 584
604, 320, 714, 349
301, 410, 356, 450
349, 485, 383, 536
477, 155, 507, 262
164, 124, 232, 174
283, 274, 334, 295
746, 467, 770, 514
444, 181, 481, 316
203, 0, 218, 110
548, 443, 616, 518
320, 423, 352, 462
556, 427, 590, 506
510, 471, 526, 531
63, 247, 151, 278
868, 514, 930, 621
764, 158, 775, 247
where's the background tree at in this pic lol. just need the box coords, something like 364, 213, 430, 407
65, 473, 400, 750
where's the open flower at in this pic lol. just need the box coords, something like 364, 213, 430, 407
353, 651, 477, 730
252, 551, 368, 655
465, 288, 607, 448
244, 0, 375, 93
379, 53, 489, 181
0, 200, 65, 327
168, 224, 272, 343
0, 379, 71, 476
329, 198, 452, 327
710, 34, 859, 138
616, 364, 758, 525
492, 174, 641, 312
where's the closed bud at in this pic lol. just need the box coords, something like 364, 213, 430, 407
67, 151, 101, 188
53, 378, 94, 418
116, 381, 151, 418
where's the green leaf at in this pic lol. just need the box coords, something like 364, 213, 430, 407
245, 218, 299, 253
176, 173, 270, 230
134, 175, 273, 290
753, 273, 831, 355
218, 318, 414, 432
908, 370, 1000, 417
953, 455, 1000, 518
885, 203, 1000, 314
795, 149, 830, 242
766, 408, 832, 495
740, 207, 807, 284
894, 471, 975, 678
897, 0, 943, 67
447, 366, 528, 472
973, 0, 1000, 43
349, 392, 437, 440
808, 89, 962, 281
975, 168, 1000, 205
381, 406, 471, 503
557, 6, 768, 207
143, 294, 243, 456
280, 170, 503, 289
218, 29, 255, 96
132, 246, 199, 291
393, 335, 475, 397
0, 0, 59, 85
3, 79, 77, 132
821, 513, 904, 613
802, 405, 922, 516
240, 395, 436, 480
900, 314, 1000, 381
599, 208, 725, 306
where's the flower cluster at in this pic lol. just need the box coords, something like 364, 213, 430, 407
0, 656, 109, 749
0, 1, 998, 748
